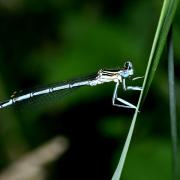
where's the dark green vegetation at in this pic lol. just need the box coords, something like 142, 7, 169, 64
0, 1, 179, 179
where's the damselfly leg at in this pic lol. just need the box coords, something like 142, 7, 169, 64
112, 77, 142, 109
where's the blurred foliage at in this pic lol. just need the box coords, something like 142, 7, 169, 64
0, 0, 179, 179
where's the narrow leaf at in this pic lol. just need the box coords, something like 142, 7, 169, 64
112, 0, 179, 179
167, 26, 179, 180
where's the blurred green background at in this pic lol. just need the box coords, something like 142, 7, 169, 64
0, 0, 180, 179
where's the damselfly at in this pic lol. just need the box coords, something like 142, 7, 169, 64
0, 61, 143, 110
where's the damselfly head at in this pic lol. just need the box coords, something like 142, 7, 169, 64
120, 61, 134, 78
124, 61, 132, 69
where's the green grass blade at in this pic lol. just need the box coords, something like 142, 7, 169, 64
111, 109, 137, 180
141, 0, 179, 104
167, 26, 179, 180
112, 0, 179, 179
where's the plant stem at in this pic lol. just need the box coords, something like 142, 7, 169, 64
167, 26, 179, 180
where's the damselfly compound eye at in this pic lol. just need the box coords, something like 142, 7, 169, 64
124, 61, 132, 70
121, 61, 134, 77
